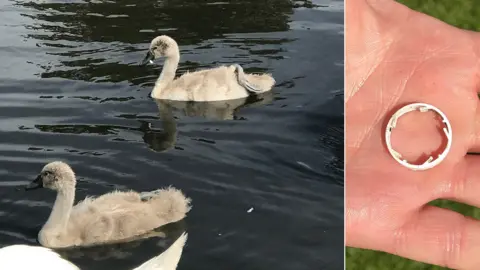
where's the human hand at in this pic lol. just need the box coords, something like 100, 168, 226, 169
346, 0, 480, 268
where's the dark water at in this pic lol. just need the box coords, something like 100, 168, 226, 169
0, 0, 344, 269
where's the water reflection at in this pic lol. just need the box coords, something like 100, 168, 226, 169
146, 93, 274, 151
31, 92, 274, 152
154, 91, 274, 120
19, 0, 293, 43
14, 0, 297, 83
140, 108, 177, 153
56, 220, 187, 269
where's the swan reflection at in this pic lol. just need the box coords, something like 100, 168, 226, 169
57, 221, 187, 266
141, 92, 274, 152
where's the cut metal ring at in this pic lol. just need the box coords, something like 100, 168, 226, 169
385, 103, 452, 171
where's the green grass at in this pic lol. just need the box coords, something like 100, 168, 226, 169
346, 199, 480, 269
398, 0, 480, 31
346, 1, 480, 269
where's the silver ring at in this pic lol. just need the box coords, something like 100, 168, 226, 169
385, 103, 452, 171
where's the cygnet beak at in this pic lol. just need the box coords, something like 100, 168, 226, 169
25, 175, 43, 191
141, 50, 155, 65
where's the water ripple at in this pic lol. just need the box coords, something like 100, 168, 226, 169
0, 0, 343, 269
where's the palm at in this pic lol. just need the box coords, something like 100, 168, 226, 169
346, 1, 480, 268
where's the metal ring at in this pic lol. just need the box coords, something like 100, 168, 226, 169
385, 103, 452, 171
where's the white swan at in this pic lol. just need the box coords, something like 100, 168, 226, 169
0, 244, 79, 270
24, 161, 191, 248
0, 232, 188, 270
142, 35, 276, 101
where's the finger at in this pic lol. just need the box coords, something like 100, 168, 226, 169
393, 206, 480, 269
468, 104, 480, 153
446, 155, 480, 209
471, 30, 480, 153
351, 206, 480, 269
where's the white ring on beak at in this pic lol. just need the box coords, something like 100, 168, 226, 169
385, 103, 452, 171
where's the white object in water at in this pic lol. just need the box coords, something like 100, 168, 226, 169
385, 103, 452, 171
247, 207, 254, 213
142, 35, 275, 101
24, 161, 191, 248
0, 232, 188, 270
0, 245, 79, 270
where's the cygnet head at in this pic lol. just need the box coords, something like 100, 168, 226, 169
141, 35, 179, 65
25, 161, 76, 192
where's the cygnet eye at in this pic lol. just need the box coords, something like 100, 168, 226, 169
43, 171, 52, 176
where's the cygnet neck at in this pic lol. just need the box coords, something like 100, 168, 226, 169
42, 182, 75, 233
152, 52, 180, 98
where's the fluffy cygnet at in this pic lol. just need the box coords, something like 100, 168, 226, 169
142, 35, 275, 101
25, 161, 191, 249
